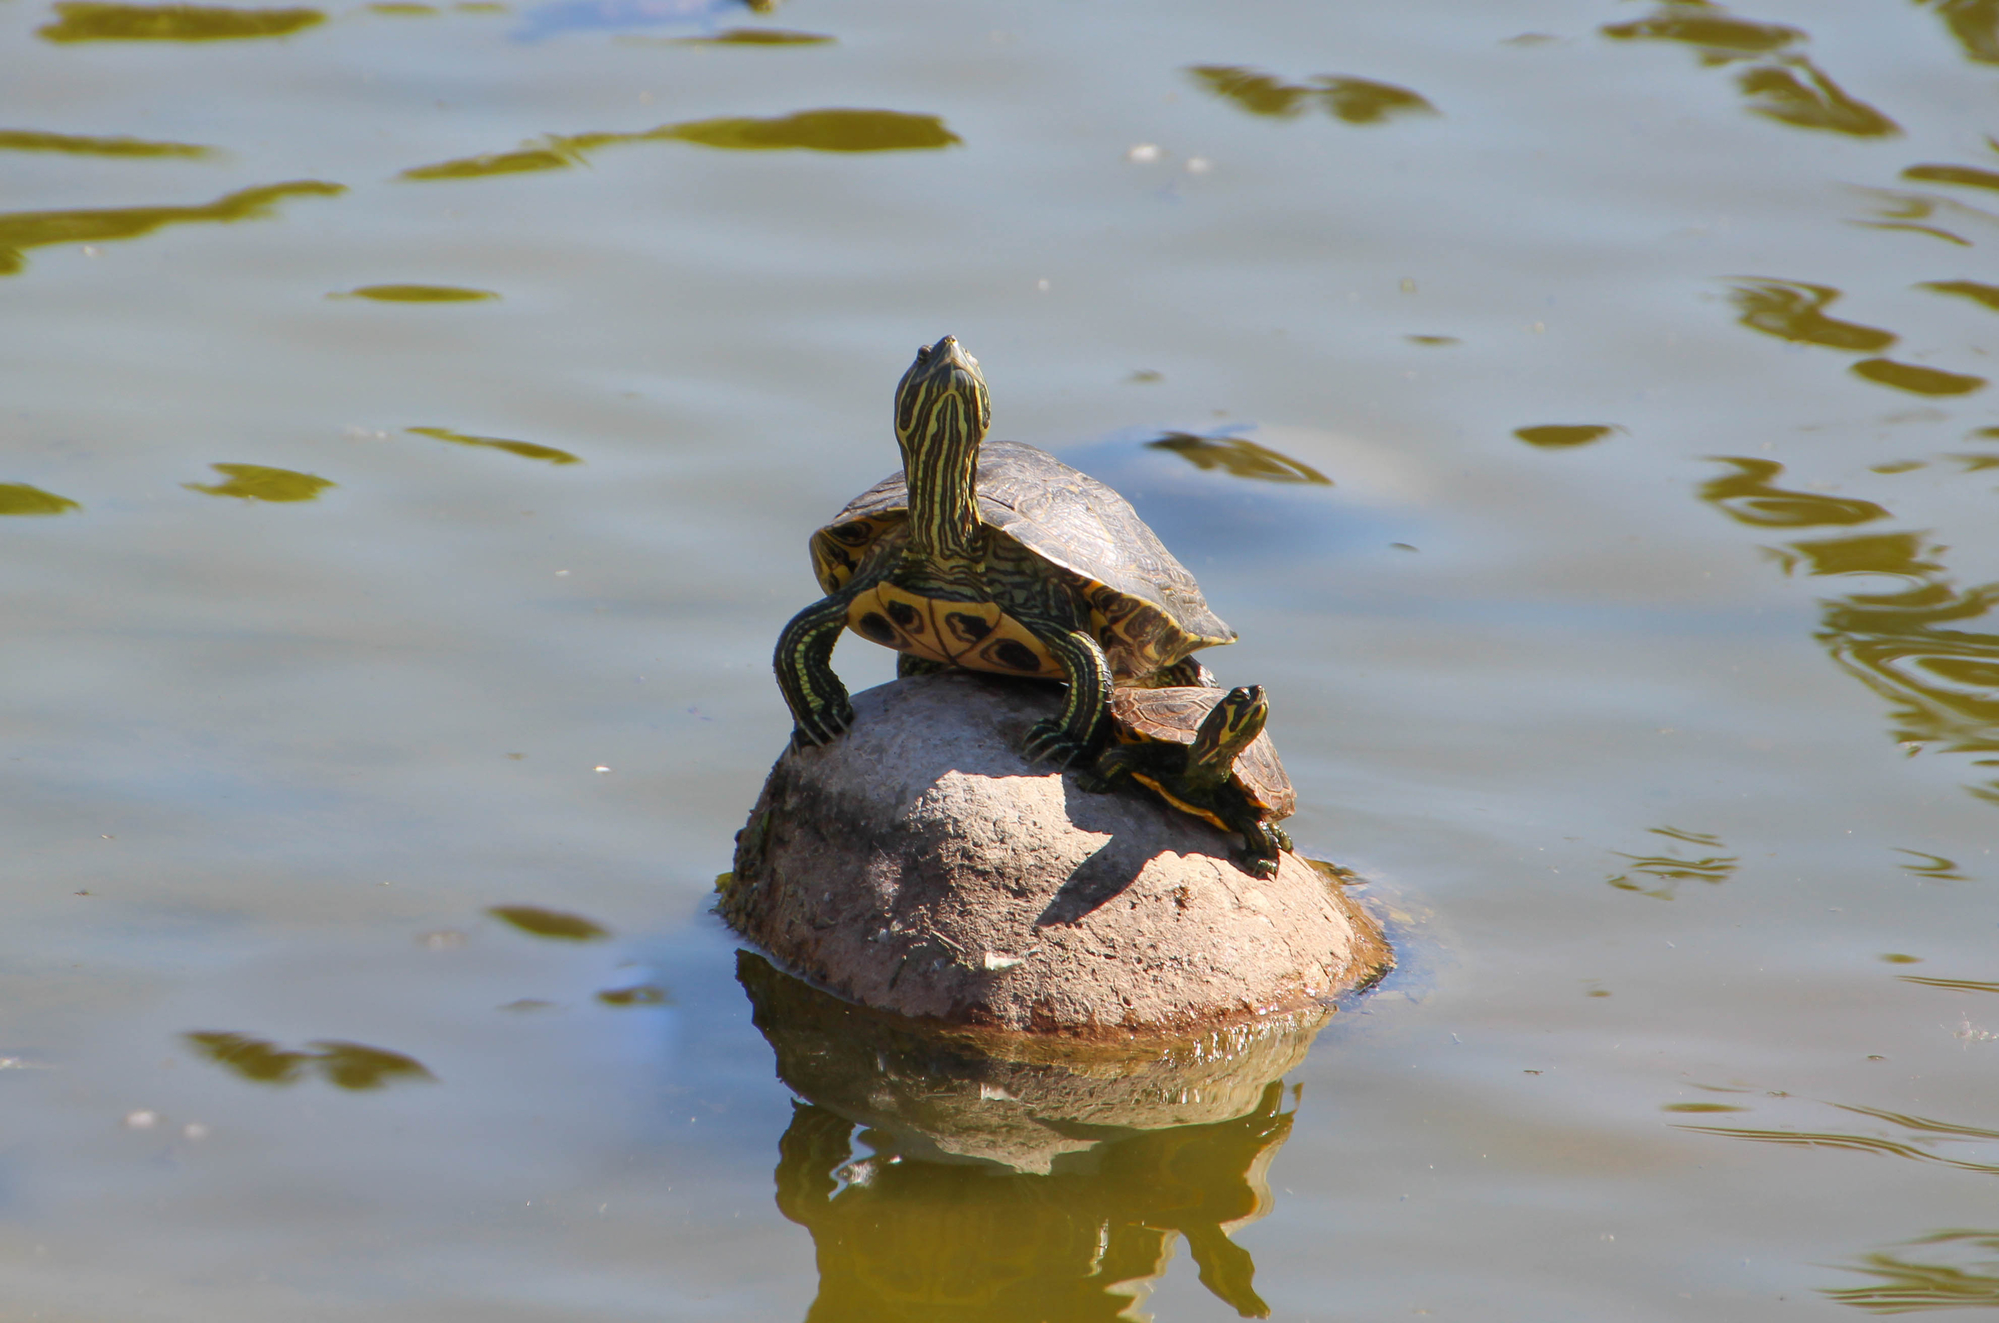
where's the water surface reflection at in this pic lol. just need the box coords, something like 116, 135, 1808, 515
399, 109, 958, 180
1185, 66, 1434, 125
742, 952, 1322, 1319
1146, 433, 1329, 485
1700, 457, 1999, 800
1601, 3, 1899, 136
409, 426, 581, 465
0, 180, 344, 277
0, 483, 80, 515
39, 1, 323, 42
183, 463, 334, 502
0, 127, 215, 158
1826, 1229, 1999, 1311
184, 1031, 436, 1089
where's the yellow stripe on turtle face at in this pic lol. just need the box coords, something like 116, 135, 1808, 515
1131, 772, 1231, 833
845, 584, 1056, 676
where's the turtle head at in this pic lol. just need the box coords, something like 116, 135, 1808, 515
894, 336, 991, 560
895, 336, 990, 455
1190, 685, 1268, 776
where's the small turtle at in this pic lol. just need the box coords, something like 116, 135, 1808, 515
1081, 684, 1295, 878
775, 336, 1234, 765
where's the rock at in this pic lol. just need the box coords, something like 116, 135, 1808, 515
722, 672, 1390, 1036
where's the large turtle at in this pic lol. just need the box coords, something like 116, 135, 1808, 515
775, 336, 1234, 765
1080, 684, 1295, 878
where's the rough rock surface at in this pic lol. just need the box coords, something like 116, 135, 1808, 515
723, 672, 1390, 1037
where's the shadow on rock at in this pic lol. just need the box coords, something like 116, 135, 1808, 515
1034, 781, 1203, 926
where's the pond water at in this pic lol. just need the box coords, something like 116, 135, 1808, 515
5, 0, 1999, 1316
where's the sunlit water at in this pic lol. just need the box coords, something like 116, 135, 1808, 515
5, 0, 1999, 1316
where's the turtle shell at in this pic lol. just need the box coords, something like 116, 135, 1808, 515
810, 441, 1234, 680
1106, 685, 1296, 819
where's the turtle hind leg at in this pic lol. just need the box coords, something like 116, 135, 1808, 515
1158, 656, 1222, 688
1238, 823, 1285, 879
896, 654, 950, 679
1074, 743, 1137, 795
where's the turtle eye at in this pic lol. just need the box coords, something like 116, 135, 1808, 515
914, 345, 930, 363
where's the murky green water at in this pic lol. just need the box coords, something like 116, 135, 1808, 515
5, 0, 1999, 1316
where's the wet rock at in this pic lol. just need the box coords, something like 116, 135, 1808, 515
722, 672, 1390, 1037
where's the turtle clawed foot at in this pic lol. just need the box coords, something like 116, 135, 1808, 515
1239, 825, 1289, 878
1072, 768, 1114, 794
1240, 851, 1282, 879
1022, 719, 1088, 768
790, 699, 856, 750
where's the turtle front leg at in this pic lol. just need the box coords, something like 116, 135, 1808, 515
1018, 626, 1113, 767
774, 586, 866, 748
1215, 789, 1287, 878
896, 654, 949, 679
1237, 821, 1286, 879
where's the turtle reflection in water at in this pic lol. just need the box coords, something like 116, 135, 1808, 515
743, 950, 1307, 1320
1081, 684, 1296, 878
776, 335, 1234, 766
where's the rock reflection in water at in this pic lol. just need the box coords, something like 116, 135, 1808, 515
741, 951, 1323, 1320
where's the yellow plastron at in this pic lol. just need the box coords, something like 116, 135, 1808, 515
845, 582, 1057, 676
1130, 771, 1230, 833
